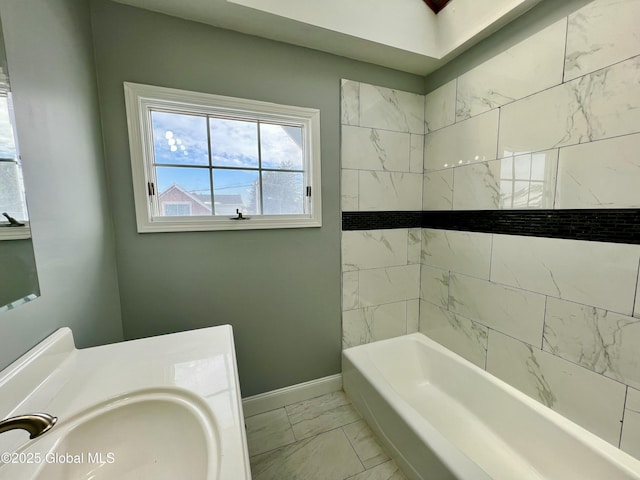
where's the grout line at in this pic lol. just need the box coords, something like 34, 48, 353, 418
488, 233, 495, 281
425, 52, 640, 137
446, 270, 452, 311
489, 274, 633, 319
632, 256, 640, 317
619, 386, 629, 448
249, 422, 356, 461
541, 296, 549, 350
561, 16, 569, 84
341, 424, 367, 473
495, 107, 502, 161
528, 335, 631, 390
454, 76, 459, 125
486, 331, 600, 390
484, 327, 491, 371
552, 147, 560, 209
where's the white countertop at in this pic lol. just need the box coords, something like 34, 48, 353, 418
0, 325, 251, 479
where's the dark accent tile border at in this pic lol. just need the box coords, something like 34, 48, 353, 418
342, 211, 423, 231
342, 209, 640, 244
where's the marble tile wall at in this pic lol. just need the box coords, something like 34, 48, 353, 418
341, 0, 640, 461
423, 0, 640, 213
341, 80, 423, 349
419, 0, 640, 459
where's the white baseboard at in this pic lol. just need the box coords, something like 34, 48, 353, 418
242, 373, 343, 418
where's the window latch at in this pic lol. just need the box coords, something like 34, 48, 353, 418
306, 186, 312, 197
2, 212, 24, 227
231, 209, 249, 220
147, 182, 155, 196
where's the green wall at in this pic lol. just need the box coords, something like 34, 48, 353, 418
0, 0, 123, 370
90, 0, 423, 396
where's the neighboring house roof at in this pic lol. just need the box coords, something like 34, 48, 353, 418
158, 184, 246, 215
158, 183, 212, 212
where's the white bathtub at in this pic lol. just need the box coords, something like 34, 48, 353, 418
343, 333, 640, 480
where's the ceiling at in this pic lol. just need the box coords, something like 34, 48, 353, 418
112, 0, 543, 76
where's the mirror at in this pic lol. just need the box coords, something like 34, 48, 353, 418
0, 16, 39, 311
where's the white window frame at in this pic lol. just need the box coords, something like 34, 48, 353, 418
0, 90, 30, 241
124, 82, 322, 233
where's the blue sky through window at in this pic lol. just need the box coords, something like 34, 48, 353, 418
151, 109, 304, 213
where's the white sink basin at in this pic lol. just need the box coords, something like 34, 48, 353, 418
1, 389, 219, 480
0, 326, 250, 480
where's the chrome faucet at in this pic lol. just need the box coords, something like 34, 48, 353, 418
0, 413, 57, 439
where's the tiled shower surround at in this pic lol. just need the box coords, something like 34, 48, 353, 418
341, 0, 640, 460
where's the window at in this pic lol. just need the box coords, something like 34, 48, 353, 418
499, 151, 555, 209
124, 82, 321, 232
0, 91, 30, 240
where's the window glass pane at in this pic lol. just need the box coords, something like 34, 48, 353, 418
151, 111, 209, 166
210, 118, 259, 168
500, 158, 513, 180
528, 181, 544, 207
262, 171, 304, 215
513, 155, 532, 179
512, 181, 531, 208
156, 166, 211, 216
260, 123, 303, 170
530, 154, 548, 181
0, 96, 17, 159
212, 169, 259, 216
0, 162, 27, 220
499, 180, 513, 208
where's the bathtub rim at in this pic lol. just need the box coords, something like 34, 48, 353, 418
343, 332, 640, 479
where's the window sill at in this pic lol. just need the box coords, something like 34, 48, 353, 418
136, 216, 322, 233
0, 224, 30, 240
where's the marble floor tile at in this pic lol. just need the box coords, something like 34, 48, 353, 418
285, 391, 362, 440
245, 407, 295, 456
247, 391, 408, 480
343, 419, 390, 469
346, 460, 407, 480
250, 428, 364, 480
